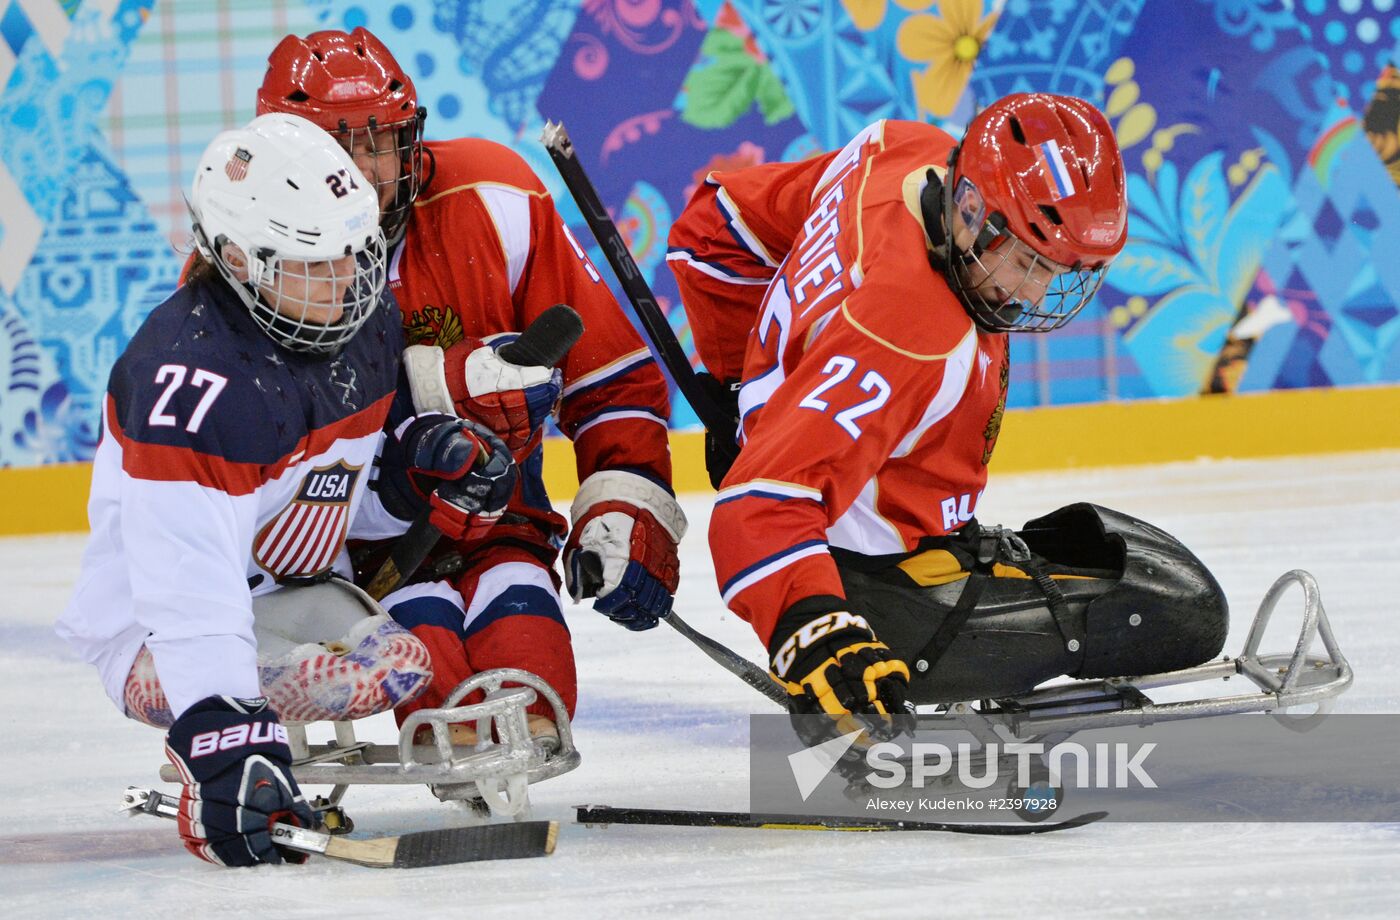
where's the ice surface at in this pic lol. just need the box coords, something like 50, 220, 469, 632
3, 451, 1398, 917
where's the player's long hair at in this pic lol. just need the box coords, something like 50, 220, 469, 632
184, 252, 220, 287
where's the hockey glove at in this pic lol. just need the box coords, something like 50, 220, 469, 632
401, 338, 563, 456
447, 338, 563, 453
164, 695, 313, 867
379, 413, 519, 542
769, 605, 912, 740
564, 470, 687, 631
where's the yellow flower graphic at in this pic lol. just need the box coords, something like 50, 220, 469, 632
897, 0, 998, 118
841, 0, 937, 32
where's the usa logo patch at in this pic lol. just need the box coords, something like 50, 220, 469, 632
254, 460, 362, 580
225, 147, 253, 182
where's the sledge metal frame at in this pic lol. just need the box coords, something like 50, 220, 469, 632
159, 668, 580, 821
303, 669, 580, 819
834, 570, 1354, 811
920, 570, 1352, 742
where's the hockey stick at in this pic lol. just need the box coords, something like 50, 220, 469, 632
364, 304, 586, 600
576, 804, 1107, 836
540, 121, 738, 465
538, 123, 800, 709
537, 124, 797, 708
122, 787, 557, 868
364, 507, 439, 600
664, 612, 788, 709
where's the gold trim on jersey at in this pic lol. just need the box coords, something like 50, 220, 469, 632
717, 184, 781, 268
901, 165, 946, 252
478, 193, 511, 289
867, 474, 908, 553
853, 145, 880, 273
715, 477, 825, 503
801, 303, 842, 352
414, 180, 548, 208
841, 302, 975, 362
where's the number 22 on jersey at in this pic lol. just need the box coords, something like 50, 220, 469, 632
797, 355, 891, 439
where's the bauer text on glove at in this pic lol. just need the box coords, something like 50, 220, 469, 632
164, 695, 314, 867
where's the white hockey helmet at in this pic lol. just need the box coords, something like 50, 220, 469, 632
189, 112, 387, 354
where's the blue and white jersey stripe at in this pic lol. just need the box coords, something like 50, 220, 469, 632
665, 248, 773, 285
573, 405, 669, 437
561, 347, 654, 398
720, 538, 830, 605
715, 478, 824, 507
715, 185, 781, 268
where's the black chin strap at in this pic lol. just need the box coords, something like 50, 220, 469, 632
919, 167, 948, 265
921, 152, 1015, 333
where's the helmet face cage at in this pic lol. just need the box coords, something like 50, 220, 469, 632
190, 112, 388, 355
941, 169, 1108, 334
329, 109, 425, 247
211, 229, 388, 355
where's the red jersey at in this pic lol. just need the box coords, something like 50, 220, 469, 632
392, 138, 673, 549
668, 120, 1010, 644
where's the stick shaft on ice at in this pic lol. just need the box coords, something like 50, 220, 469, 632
123, 787, 557, 868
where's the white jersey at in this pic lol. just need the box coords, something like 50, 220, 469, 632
56, 278, 407, 718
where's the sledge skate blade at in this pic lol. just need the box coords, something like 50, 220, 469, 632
926, 569, 1352, 738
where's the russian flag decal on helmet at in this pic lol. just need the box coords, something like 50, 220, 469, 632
1035, 138, 1075, 201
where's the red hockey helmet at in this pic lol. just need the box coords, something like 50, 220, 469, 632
257, 28, 425, 245
940, 93, 1127, 332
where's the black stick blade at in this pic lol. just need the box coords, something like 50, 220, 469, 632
574, 805, 1105, 836
390, 820, 559, 868
497, 304, 585, 368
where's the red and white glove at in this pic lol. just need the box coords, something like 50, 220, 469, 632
403, 338, 562, 455
563, 471, 687, 631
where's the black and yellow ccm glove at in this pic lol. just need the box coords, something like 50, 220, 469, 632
768, 602, 911, 735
